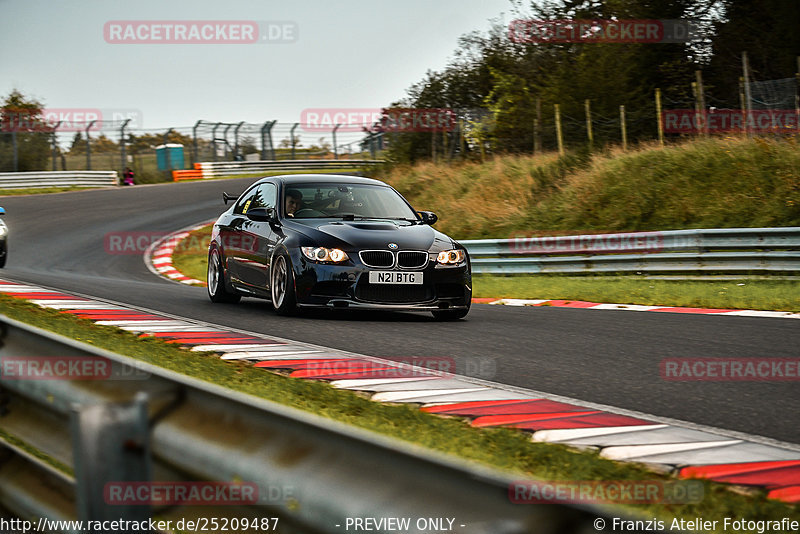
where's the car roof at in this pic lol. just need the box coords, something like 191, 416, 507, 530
254, 174, 388, 187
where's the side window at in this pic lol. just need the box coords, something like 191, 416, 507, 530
250, 183, 277, 210
233, 185, 258, 215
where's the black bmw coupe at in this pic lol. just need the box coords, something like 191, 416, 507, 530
207, 174, 471, 320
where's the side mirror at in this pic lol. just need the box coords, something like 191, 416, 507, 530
0, 207, 5, 216
246, 207, 277, 222
418, 211, 437, 225
223, 192, 239, 205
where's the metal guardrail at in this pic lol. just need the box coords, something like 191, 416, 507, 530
0, 315, 648, 534
0, 171, 119, 189
194, 159, 383, 177
462, 227, 800, 275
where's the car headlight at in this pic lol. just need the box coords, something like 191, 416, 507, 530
0, 225, 7, 237
437, 249, 465, 265
301, 246, 349, 263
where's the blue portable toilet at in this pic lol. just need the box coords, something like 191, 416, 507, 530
156, 144, 185, 170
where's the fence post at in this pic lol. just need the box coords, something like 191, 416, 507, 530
260, 120, 275, 160
554, 104, 564, 156
619, 105, 627, 150
459, 119, 466, 158
742, 51, 753, 137
695, 70, 707, 136
655, 89, 664, 146
234, 121, 245, 161
192, 120, 201, 163
11, 131, 17, 172
71, 393, 152, 526
120, 119, 131, 175
211, 122, 221, 162
163, 132, 171, 171
332, 124, 341, 159
795, 57, 799, 135
535, 98, 542, 154
222, 124, 234, 161
51, 121, 62, 171
290, 122, 298, 160
85, 120, 96, 170
584, 99, 593, 148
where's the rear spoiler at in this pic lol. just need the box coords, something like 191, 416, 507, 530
222, 192, 239, 205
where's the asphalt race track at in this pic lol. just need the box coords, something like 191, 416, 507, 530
2, 179, 798, 444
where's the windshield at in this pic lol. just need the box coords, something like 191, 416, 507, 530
283, 183, 419, 220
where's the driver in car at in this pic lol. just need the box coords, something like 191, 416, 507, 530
285, 189, 302, 217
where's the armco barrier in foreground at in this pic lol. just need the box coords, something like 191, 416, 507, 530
0, 171, 118, 189
462, 227, 800, 275
0, 316, 663, 534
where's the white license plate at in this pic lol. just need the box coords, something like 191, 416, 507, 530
368, 271, 423, 284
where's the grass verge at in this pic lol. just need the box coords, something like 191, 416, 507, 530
0, 293, 796, 525
0, 186, 109, 196
375, 137, 800, 239
473, 275, 800, 312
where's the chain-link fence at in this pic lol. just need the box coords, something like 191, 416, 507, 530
0, 118, 385, 183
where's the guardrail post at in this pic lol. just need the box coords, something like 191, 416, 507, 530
85, 120, 96, 171
120, 119, 131, 178
51, 121, 62, 171
332, 124, 341, 159
71, 392, 152, 528
290, 122, 298, 160
233, 121, 245, 161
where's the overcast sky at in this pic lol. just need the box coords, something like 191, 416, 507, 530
1, 0, 513, 134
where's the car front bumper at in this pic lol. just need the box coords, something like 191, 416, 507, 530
291, 251, 472, 311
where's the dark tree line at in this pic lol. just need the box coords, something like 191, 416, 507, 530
384, 0, 800, 163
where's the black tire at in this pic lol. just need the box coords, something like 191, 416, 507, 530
207, 247, 240, 304
431, 308, 469, 321
270, 253, 298, 316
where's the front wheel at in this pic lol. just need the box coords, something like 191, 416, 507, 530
270, 253, 298, 316
431, 308, 469, 321
207, 248, 240, 303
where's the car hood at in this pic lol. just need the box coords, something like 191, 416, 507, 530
283, 219, 456, 251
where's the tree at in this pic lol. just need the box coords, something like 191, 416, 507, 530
0, 89, 51, 171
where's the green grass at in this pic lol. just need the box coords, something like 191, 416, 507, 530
171, 224, 213, 283
0, 186, 111, 196
375, 137, 800, 239
0, 293, 796, 526
473, 275, 800, 312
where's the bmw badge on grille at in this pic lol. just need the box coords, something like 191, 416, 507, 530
388, 243, 398, 249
